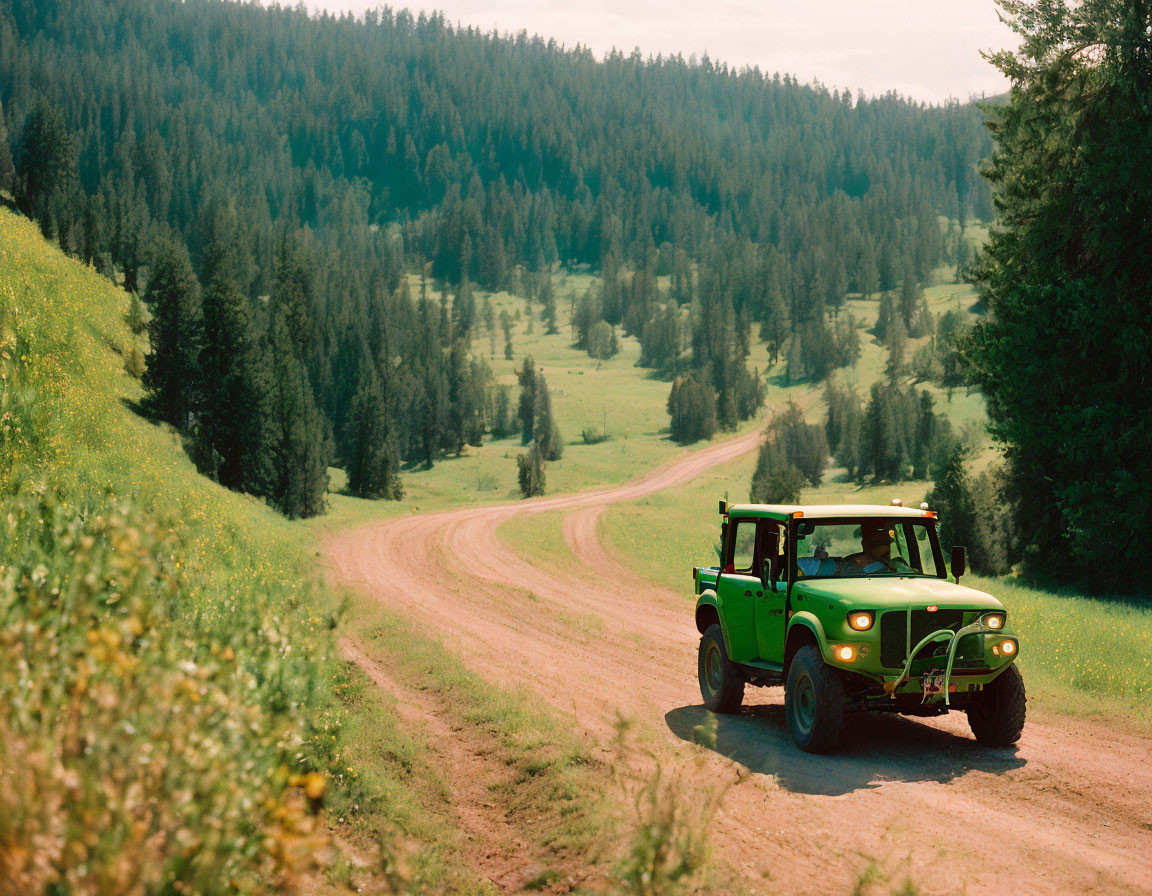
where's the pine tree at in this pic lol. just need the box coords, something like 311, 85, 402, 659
0, 98, 14, 194
586, 320, 617, 362
517, 356, 537, 444
516, 447, 546, 497
912, 390, 937, 480
14, 100, 78, 239
346, 367, 404, 500
533, 374, 563, 461
860, 382, 909, 481
540, 274, 558, 335
899, 260, 921, 329
884, 315, 907, 378
752, 402, 829, 490
874, 291, 895, 342
491, 385, 514, 439
925, 444, 975, 559
667, 374, 717, 443
758, 273, 790, 365
968, 0, 1152, 587
500, 309, 515, 360
824, 383, 863, 478
125, 291, 146, 337
749, 443, 806, 504
194, 219, 275, 497
267, 314, 331, 518
142, 237, 202, 430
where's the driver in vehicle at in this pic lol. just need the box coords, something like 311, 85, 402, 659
839, 523, 914, 575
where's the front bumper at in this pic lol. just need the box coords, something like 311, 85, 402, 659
824, 609, 1020, 706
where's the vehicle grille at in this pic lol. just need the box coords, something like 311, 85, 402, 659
879, 609, 965, 668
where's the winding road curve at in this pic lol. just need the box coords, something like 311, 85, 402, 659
325, 432, 1152, 895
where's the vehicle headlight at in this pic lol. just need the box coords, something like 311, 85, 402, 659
847, 611, 874, 632
834, 644, 858, 662
991, 638, 1018, 657
983, 612, 1006, 630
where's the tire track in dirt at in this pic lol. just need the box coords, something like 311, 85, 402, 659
340, 639, 593, 893
326, 430, 1152, 896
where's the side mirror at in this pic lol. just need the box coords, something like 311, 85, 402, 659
951, 545, 967, 583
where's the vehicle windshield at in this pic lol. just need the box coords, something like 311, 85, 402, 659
794, 519, 943, 579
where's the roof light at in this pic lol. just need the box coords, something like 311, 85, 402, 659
920, 502, 929, 511
891, 498, 903, 507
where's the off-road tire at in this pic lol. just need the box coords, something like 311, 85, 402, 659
967, 663, 1026, 747
698, 624, 745, 713
785, 645, 845, 753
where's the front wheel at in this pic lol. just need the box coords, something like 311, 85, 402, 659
785, 645, 845, 753
698, 624, 744, 713
967, 664, 1026, 747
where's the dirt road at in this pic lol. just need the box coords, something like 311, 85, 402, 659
325, 432, 1152, 895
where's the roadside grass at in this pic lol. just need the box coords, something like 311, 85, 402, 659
496, 508, 606, 586
321, 660, 497, 894
342, 591, 611, 861
967, 576, 1152, 729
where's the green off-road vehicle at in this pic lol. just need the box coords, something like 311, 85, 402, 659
694, 502, 1025, 753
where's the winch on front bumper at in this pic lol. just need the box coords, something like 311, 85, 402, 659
835, 609, 1021, 712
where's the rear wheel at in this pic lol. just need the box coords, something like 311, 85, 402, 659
967, 664, 1026, 747
698, 624, 744, 713
785, 645, 845, 753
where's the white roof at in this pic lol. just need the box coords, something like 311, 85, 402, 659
728, 503, 934, 519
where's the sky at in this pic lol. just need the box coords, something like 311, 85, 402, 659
299, 0, 1020, 104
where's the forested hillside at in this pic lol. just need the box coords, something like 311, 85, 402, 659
0, 0, 993, 516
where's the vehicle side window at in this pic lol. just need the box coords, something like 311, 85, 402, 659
909, 523, 942, 577
727, 519, 757, 574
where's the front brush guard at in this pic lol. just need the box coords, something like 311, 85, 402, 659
881, 615, 1001, 706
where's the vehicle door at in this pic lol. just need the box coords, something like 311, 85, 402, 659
715, 516, 761, 663
754, 519, 788, 663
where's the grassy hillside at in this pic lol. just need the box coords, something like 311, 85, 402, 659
0, 209, 622, 894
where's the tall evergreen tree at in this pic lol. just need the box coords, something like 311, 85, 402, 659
194, 217, 275, 497
267, 314, 330, 518
533, 374, 563, 462
346, 367, 404, 500
500, 309, 514, 360
926, 444, 976, 558
490, 384, 515, 439
969, 0, 1152, 589
14, 100, 78, 239
517, 356, 537, 445
667, 374, 717, 443
142, 236, 202, 430
0, 98, 14, 194
540, 275, 558, 335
